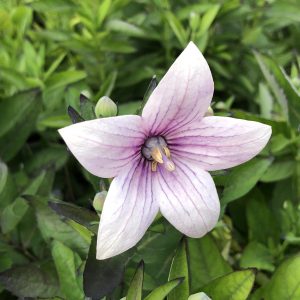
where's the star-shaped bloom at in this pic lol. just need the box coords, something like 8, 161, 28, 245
59, 42, 271, 259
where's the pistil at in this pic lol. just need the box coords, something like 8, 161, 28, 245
142, 136, 175, 172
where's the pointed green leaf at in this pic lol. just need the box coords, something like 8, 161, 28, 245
127, 261, 144, 300
254, 51, 289, 120
0, 89, 41, 161
198, 4, 220, 35
97, 0, 111, 27
260, 160, 295, 182
48, 200, 98, 234
145, 278, 184, 300
222, 158, 273, 205
80, 94, 96, 120
187, 235, 231, 293
1, 197, 29, 233
27, 196, 89, 256
0, 161, 8, 194
202, 269, 256, 300
240, 242, 274, 272
0, 163, 17, 210
265, 254, 300, 300
254, 51, 300, 129
52, 240, 84, 300
44, 70, 86, 92
165, 12, 188, 47
0, 264, 59, 298
135, 225, 182, 284
246, 190, 280, 245
68, 105, 84, 124
168, 239, 189, 300
83, 235, 134, 299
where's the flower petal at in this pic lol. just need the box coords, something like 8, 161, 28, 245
167, 116, 272, 171
96, 159, 159, 259
58, 115, 146, 178
142, 41, 214, 135
153, 160, 220, 238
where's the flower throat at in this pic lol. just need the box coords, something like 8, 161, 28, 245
141, 136, 175, 172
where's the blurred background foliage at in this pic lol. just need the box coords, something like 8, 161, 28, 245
0, 0, 300, 299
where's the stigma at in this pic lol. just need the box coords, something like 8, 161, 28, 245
142, 136, 175, 172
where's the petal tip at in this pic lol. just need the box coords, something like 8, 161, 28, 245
261, 123, 272, 144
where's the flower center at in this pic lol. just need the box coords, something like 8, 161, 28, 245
141, 136, 175, 172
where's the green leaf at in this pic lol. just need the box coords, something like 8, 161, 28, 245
49, 200, 98, 234
270, 134, 295, 154
11, 6, 32, 36
51, 240, 84, 300
1, 197, 29, 234
145, 278, 184, 300
22, 170, 54, 196
246, 190, 280, 245
30, 0, 75, 12
0, 264, 59, 298
80, 94, 96, 120
119, 101, 143, 115
28, 196, 89, 256
222, 158, 273, 205
97, 0, 111, 27
202, 269, 256, 300
0, 89, 41, 161
67, 105, 84, 124
198, 4, 220, 35
0, 164, 17, 210
240, 242, 274, 272
83, 235, 134, 299
0, 161, 8, 194
97, 71, 118, 98
0, 90, 38, 137
44, 52, 66, 80
44, 70, 86, 92
24, 145, 69, 175
187, 235, 231, 293
254, 51, 300, 129
261, 160, 295, 182
127, 261, 144, 300
135, 224, 182, 284
165, 12, 188, 47
38, 114, 71, 129
106, 20, 149, 39
265, 254, 300, 300
254, 52, 288, 120
168, 239, 189, 300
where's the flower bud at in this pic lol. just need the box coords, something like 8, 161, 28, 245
204, 106, 214, 117
93, 191, 107, 212
188, 292, 212, 300
189, 12, 200, 31
95, 96, 118, 118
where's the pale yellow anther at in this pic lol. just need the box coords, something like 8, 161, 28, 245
149, 145, 175, 172
151, 147, 163, 164
151, 161, 158, 172
163, 146, 171, 158
165, 160, 176, 172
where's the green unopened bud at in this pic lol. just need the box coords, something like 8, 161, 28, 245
93, 191, 107, 212
95, 96, 118, 118
188, 292, 212, 300
189, 12, 200, 31
204, 106, 214, 117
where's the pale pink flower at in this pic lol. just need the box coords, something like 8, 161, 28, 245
59, 42, 271, 259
